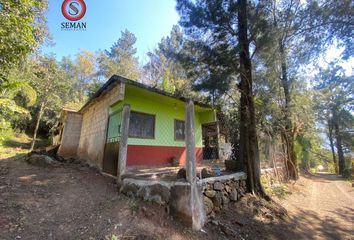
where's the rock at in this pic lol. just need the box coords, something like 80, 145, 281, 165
26, 154, 60, 167
211, 220, 219, 226
213, 181, 223, 191
120, 182, 139, 196
203, 196, 214, 215
229, 189, 238, 201
224, 185, 232, 193
201, 168, 213, 178
265, 213, 274, 221
135, 183, 170, 204
212, 192, 223, 208
150, 184, 170, 204
204, 190, 216, 198
241, 180, 247, 188
222, 194, 230, 206
176, 168, 186, 180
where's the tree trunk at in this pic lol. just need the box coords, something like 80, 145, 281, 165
327, 118, 338, 173
237, 0, 268, 199
30, 102, 45, 151
332, 110, 345, 174
279, 41, 298, 180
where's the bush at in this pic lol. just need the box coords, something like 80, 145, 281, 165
342, 168, 353, 180
327, 162, 337, 174
0, 128, 13, 143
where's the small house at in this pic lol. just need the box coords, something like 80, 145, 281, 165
56, 75, 220, 177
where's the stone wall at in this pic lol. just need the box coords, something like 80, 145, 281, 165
199, 173, 247, 218
120, 172, 247, 225
58, 112, 82, 157
77, 83, 125, 169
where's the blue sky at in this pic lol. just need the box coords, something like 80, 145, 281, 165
41, 0, 180, 63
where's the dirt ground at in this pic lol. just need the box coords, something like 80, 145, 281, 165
0, 155, 353, 240
276, 172, 354, 240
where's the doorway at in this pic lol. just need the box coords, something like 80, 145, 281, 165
202, 123, 219, 160
102, 110, 122, 176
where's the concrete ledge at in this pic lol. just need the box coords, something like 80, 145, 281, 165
198, 171, 247, 186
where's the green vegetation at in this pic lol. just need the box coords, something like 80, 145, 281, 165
0, 130, 48, 159
0, 0, 352, 198
105, 234, 119, 240
129, 199, 140, 215
261, 176, 290, 199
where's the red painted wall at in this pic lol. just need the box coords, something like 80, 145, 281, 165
127, 145, 203, 166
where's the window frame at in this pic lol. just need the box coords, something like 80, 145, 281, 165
174, 119, 185, 141
128, 111, 156, 139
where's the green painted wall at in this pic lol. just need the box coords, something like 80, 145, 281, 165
110, 85, 216, 148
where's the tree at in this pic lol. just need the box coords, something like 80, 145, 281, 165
0, 65, 37, 131
253, 0, 354, 179
59, 50, 100, 105
0, 0, 49, 82
74, 50, 97, 100
98, 30, 140, 80
237, 0, 268, 197
161, 68, 175, 93
314, 65, 353, 174
29, 55, 73, 150
177, 0, 268, 197
306, 0, 354, 59
143, 25, 191, 96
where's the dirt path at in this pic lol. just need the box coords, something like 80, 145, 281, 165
1, 155, 353, 240
278, 173, 354, 240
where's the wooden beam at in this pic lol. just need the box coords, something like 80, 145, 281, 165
117, 104, 131, 183
185, 99, 196, 183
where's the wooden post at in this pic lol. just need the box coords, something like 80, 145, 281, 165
185, 99, 196, 183
216, 118, 221, 160
117, 104, 131, 183
185, 99, 205, 230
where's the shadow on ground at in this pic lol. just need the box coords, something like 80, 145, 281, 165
2, 138, 50, 149
0, 157, 353, 240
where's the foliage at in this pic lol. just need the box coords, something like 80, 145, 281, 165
306, 0, 354, 59
161, 68, 175, 94
105, 234, 119, 240
314, 63, 353, 174
144, 25, 191, 96
0, 0, 49, 82
0, 130, 31, 159
0, 65, 37, 131
98, 30, 141, 80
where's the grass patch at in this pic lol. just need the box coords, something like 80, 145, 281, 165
261, 175, 290, 199
0, 131, 49, 159
270, 184, 290, 199
0, 131, 31, 159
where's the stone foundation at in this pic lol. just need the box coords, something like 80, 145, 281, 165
120, 172, 247, 225
199, 172, 247, 218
